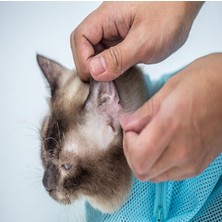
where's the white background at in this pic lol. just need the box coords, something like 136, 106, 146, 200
0, 2, 222, 222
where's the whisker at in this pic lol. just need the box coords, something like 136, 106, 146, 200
15, 121, 40, 136
24, 126, 40, 135
66, 205, 72, 222
58, 204, 63, 222
70, 205, 80, 222
78, 202, 86, 222
69, 199, 86, 222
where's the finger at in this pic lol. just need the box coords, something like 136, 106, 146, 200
145, 145, 177, 180
120, 97, 159, 133
70, 30, 93, 82
90, 26, 148, 81
122, 131, 134, 172
150, 166, 188, 182
120, 78, 176, 133
121, 114, 152, 134
124, 112, 172, 181
124, 130, 150, 181
151, 153, 209, 182
70, 31, 84, 80
71, 9, 105, 81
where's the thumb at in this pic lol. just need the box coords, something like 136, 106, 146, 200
120, 76, 176, 132
120, 97, 159, 133
90, 31, 143, 81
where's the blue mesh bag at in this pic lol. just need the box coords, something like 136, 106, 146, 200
86, 71, 222, 222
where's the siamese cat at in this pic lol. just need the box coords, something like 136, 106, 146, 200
37, 55, 148, 213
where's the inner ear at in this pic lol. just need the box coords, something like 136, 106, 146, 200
86, 79, 122, 132
89, 79, 120, 108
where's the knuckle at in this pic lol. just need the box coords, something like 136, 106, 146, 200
186, 164, 201, 178
163, 171, 172, 180
151, 173, 169, 183
170, 117, 180, 134
144, 99, 154, 116
70, 27, 82, 48
136, 174, 147, 182
134, 170, 147, 181
140, 39, 156, 63
70, 29, 78, 45
107, 46, 122, 76
70, 30, 74, 41
176, 147, 190, 164
70, 31, 75, 49
133, 160, 147, 181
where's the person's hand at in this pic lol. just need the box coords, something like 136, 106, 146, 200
120, 53, 222, 182
71, 2, 203, 82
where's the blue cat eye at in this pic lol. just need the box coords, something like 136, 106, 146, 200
62, 163, 72, 170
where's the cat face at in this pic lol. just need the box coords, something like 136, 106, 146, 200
37, 55, 132, 213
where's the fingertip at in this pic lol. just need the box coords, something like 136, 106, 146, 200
120, 111, 152, 133
90, 55, 107, 77
119, 112, 133, 130
70, 29, 76, 52
90, 58, 117, 82
90, 45, 126, 81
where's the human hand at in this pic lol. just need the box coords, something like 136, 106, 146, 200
120, 53, 222, 182
71, 2, 203, 82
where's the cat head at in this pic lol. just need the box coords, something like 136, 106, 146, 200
37, 55, 132, 213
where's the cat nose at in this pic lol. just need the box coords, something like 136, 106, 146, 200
42, 172, 54, 192
42, 164, 57, 192
43, 180, 53, 192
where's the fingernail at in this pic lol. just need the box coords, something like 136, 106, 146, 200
90, 55, 106, 76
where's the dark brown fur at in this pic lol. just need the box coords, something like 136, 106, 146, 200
37, 55, 148, 213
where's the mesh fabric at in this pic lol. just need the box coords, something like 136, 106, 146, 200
86, 73, 222, 222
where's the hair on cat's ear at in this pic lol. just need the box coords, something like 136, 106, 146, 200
88, 79, 120, 109
36, 54, 68, 95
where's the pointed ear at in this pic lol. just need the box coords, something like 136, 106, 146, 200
36, 54, 68, 95
86, 79, 122, 132
88, 79, 120, 109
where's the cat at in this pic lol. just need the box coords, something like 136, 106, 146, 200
37, 54, 149, 213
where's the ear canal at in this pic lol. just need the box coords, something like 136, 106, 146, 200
89, 79, 120, 108
86, 79, 122, 133
36, 54, 68, 95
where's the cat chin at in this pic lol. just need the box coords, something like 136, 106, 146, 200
85, 194, 127, 214
49, 190, 74, 205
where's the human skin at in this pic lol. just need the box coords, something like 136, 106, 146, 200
70, 2, 222, 182
71, 2, 203, 82
121, 53, 222, 182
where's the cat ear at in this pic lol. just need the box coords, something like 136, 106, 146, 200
88, 79, 120, 110
36, 54, 68, 95
86, 80, 122, 132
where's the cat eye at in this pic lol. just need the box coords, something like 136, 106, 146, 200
62, 163, 72, 171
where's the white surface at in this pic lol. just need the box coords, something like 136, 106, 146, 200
0, 2, 222, 222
